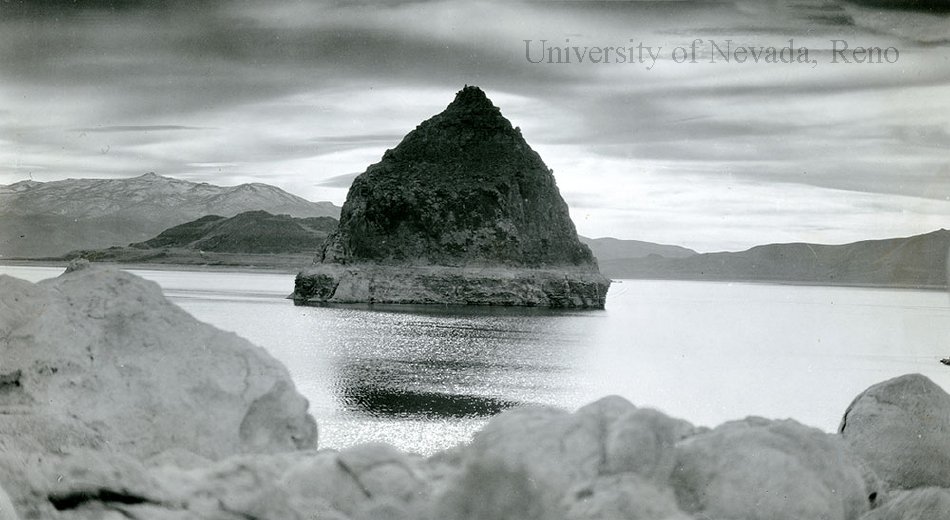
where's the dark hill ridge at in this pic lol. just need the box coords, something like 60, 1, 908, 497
135, 210, 338, 254
60, 211, 338, 269
296, 86, 610, 308
601, 229, 949, 288
320, 85, 597, 268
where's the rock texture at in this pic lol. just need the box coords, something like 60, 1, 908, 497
0, 446, 424, 520
0, 264, 317, 460
672, 417, 876, 520
4, 365, 950, 518
0, 484, 16, 520
430, 396, 696, 520
859, 488, 950, 520
839, 373, 950, 490
294, 86, 609, 308
295, 264, 609, 307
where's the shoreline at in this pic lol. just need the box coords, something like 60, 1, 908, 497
0, 257, 306, 275
613, 276, 948, 292
2, 258, 944, 292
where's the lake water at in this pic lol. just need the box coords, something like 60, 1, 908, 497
3, 264, 949, 454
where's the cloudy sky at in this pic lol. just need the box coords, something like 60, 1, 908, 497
1, 0, 948, 251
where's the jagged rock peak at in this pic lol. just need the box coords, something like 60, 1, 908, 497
319, 85, 599, 270
383, 85, 517, 158
455, 84, 492, 105
441, 84, 504, 118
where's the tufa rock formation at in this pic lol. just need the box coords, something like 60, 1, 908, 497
839, 373, 950, 490
0, 264, 317, 461
294, 86, 610, 308
672, 417, 876, 519
320, 85, 593, 267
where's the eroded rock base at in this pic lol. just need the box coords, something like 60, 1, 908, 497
294, 264, 611, 308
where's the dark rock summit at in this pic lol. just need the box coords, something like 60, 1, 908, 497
295, 86, 609, 307
320, 86, 595, 268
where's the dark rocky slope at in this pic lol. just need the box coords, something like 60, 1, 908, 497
295, 86, 609, 307
133, 210, 338, 254
59, 211, 338, 269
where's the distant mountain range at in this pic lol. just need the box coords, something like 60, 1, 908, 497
4, 172, 944, 289
596, 230, 949, 289
0, 173, 341, 258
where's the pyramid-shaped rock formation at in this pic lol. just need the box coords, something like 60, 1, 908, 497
294, 86, 610, 308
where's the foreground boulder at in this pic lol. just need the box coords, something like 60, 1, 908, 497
0, 265, 317, 460
430, 396, 695, 520
0, 484, 16, 520
839, 374, 950, 490
294, 86, 609, 308
3, 369, 950, 518
0, 445, 428, 519
672, 417, 876, 520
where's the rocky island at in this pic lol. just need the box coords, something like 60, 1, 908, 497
293, 86, 610, 308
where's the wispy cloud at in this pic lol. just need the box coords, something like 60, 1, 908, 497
72, 125, 212, 133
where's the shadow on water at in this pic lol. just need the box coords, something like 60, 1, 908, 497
342, 383, 523, 419
336, 360, 528, 419
317, 302, 601, 320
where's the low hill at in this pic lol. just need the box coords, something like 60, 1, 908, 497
63, 211, 339, 269
601, 230, 949, 289
0, 173, 341, 258
580, 236, 697, 262
134, 210, 338, 254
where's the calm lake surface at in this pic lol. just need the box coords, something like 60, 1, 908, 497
3, 265, 949, 454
